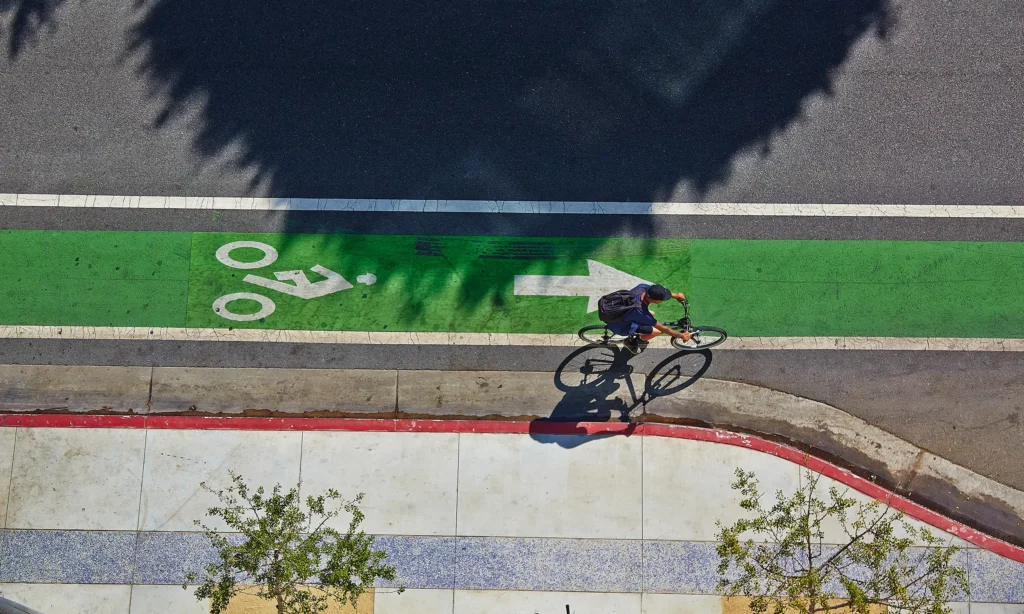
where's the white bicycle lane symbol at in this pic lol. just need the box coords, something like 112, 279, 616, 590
212, 241, 376, 322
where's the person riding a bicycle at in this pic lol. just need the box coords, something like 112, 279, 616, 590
602, 283, 691, 354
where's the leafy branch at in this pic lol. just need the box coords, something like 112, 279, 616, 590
185, 472, 402, 614
716, 468, 968, 614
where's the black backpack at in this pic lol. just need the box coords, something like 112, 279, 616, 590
598, 290, 640, 324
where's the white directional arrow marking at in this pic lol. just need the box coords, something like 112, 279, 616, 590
243, 265, 354, 299
513, 260, 651, 313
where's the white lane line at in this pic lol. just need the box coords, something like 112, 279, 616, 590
3, 326, 1023, 351
1, 193, 1023, 217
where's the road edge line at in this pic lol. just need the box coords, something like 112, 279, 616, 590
2, 326, 1024, 351
3, 193, 1024, 217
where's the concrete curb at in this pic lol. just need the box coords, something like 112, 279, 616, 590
644, 378, 1024, 549
1, 363, 1021, 546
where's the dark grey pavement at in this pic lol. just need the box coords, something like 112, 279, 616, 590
2, 0, 1023, 205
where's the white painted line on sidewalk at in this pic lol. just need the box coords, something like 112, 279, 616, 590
3, 325, 1024, 351
2, 193, 1023, 217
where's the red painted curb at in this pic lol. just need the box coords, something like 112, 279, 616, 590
1, 413, 1021, 563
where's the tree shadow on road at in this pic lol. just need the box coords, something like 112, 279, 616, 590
118, 0, 892, 202
0, 0, 67, 56
529, 344, 712, 448
2, 0, 893, 203
3, 0, 892, 204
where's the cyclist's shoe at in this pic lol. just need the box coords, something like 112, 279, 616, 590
624, 337, 644, 355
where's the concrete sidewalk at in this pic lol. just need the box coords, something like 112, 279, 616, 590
2, 363, 1022, 549
0, 418, 1022, 613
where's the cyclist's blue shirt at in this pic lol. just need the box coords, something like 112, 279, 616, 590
607, 284, 657, 336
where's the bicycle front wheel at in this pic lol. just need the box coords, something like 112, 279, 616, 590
671, 326, 728, 350
578, 324, 630, 345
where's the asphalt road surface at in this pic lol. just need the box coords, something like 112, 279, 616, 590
1, 0, 1022, 204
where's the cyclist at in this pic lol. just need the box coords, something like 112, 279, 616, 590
606, 283, 691, 354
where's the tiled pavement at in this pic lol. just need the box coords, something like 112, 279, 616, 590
0, 423, 1021, 613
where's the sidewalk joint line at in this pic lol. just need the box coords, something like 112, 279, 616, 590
904, 449, 928, 492
129, 429, 150, 592
135, 429, 149, 532
640, 435, 646, 593
394, 370, 399, 419
298, 431, 306, 492
4, 428, 18, 529
452, 431, 462, 597
146, 367, 154, 411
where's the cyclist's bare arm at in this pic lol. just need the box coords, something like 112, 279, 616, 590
672, 292, 686, 302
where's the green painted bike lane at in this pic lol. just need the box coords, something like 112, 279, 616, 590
1, 229, 1023, 338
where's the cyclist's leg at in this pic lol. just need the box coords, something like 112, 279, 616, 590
621, 323, 645, 354
637, 325, 659, 341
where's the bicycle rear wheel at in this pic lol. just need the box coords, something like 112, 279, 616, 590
578, 324, 630, 345
671, 326, 727, 350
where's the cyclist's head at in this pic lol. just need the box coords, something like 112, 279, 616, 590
646, 284, 671, 303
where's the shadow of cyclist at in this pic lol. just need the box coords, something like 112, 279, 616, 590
529, 345, 715, 448
530, 344, 640, 448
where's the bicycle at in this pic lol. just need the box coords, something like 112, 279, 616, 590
577, 298, 727, 351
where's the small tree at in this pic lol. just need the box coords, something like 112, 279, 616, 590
185, 473, 401, 614
716, 468, 969, 613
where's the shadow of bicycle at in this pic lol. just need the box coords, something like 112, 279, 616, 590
529, 344, 713, 448
644, 348, 713, 398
